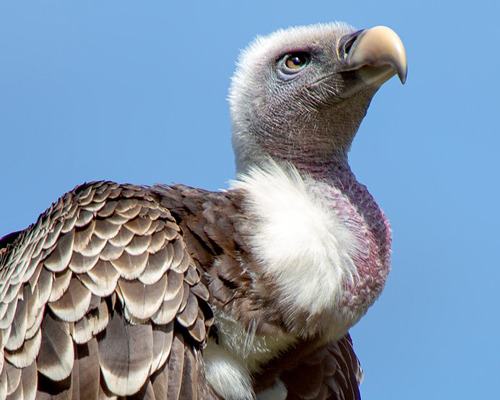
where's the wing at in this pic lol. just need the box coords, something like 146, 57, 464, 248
251, 334, 362, 400
280, 334, 363, 400
0, 181, 219, 400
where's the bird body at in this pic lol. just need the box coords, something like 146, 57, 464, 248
0, 22, 406, 400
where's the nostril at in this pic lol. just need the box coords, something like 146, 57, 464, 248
340, 30, 365, 59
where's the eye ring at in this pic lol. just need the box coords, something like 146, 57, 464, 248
279, 52, 310, 74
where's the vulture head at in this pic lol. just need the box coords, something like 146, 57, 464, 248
229, 23, 407, 173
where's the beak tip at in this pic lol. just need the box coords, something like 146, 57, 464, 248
398, 68, 408, 84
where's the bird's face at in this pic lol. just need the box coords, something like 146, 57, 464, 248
253, 26, 369, 112
230, 23, 406, 172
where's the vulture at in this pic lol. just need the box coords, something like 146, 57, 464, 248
0, 22, 407, 400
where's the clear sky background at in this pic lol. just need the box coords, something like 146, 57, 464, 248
1, 1, 498, 399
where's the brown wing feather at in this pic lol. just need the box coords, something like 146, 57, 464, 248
279, 334, 362, 400
0, 181, 215, 399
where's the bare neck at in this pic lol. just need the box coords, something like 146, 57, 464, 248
270, 151, 356, 188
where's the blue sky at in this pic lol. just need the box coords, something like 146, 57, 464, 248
1, 1, 499, 398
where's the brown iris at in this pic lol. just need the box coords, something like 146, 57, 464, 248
284, 53, 308, 70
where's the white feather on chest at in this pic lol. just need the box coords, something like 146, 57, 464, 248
232, 161, 362, 334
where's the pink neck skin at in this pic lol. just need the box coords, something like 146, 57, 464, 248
295, 154, 392, 315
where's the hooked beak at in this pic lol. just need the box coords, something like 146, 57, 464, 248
341, 26, 407, 86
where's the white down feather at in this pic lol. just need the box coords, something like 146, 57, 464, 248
232, 161, 358, 321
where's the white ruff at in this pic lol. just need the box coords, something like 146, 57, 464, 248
207, 162, 362, 399
232, 161, 359, 324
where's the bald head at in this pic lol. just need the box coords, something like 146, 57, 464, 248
229, 23, 406, 173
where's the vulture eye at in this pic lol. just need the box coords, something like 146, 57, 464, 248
280, 52, 310, 74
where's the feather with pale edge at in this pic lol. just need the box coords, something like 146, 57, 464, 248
0, 182, 215, 399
